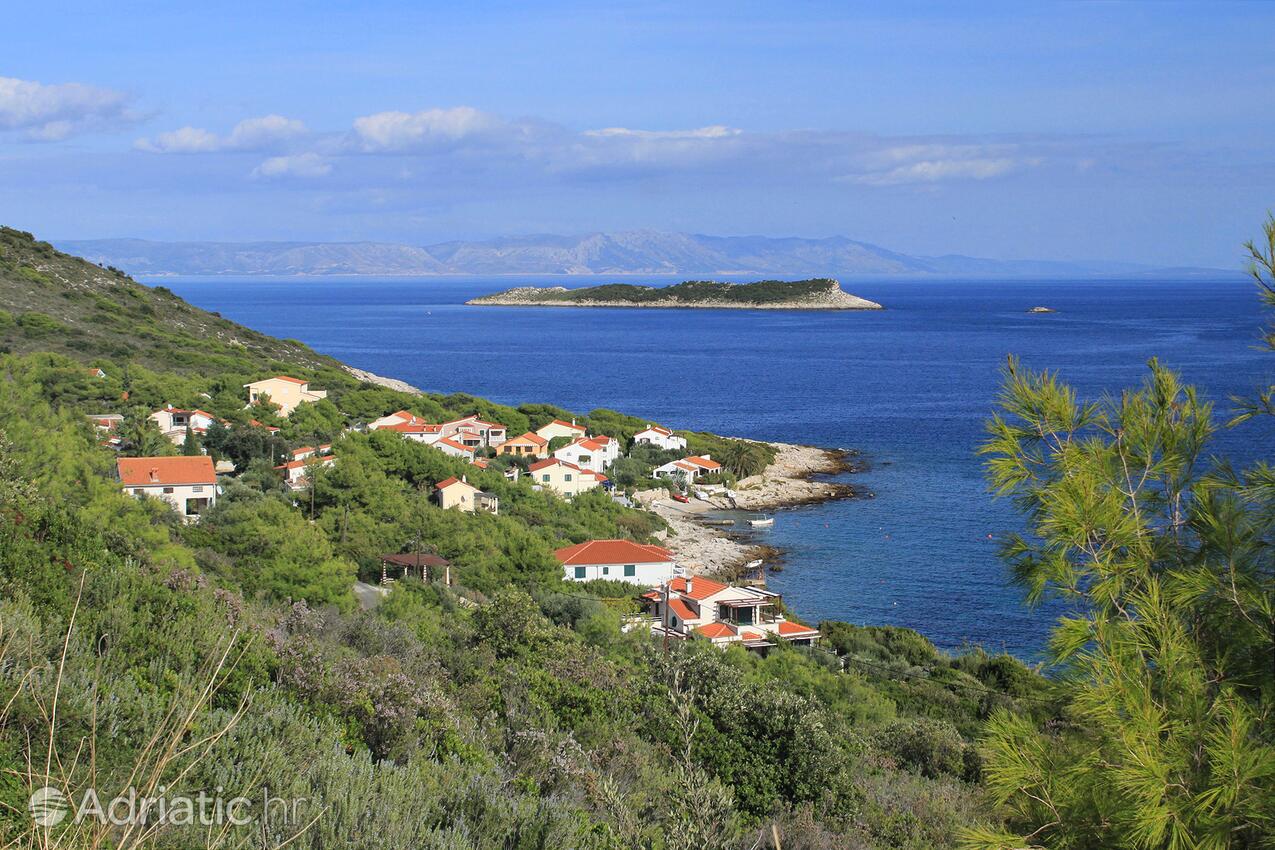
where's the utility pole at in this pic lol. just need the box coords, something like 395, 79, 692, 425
662, 579, 670, 653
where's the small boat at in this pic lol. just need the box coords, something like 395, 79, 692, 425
749, 516, 774, 527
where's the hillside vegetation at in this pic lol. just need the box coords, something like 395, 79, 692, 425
0, 228, 1056, 849
3, 223, 1269, 849
0, 227, 337, 374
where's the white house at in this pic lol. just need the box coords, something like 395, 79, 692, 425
634, 424, 687, 452
653, 454, 722, 484
244, 376, 327, 417
434, 475, 499, 514
149, 406, 220, 445
287, 444, 332, 463
380, 421, 444, 444
369, 410, 426, 430
443, 416, 508, 448
553, 435, 620, 474
434, 436, 476, 460
528, 457, 606, 498
117, 456, 218, 520
274, 454, 336, 490
641, 575, 820, 649
555, 539, 677, 585
535, 418, 587, 443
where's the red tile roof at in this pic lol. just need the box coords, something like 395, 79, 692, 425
436, 476, 476, 490
776, 620, 819, 637
269, 376, 308, 385
554, 539, 673, 566
117, 456, 216, 487
667, 575, 729, 601
384, 421, 443, 433
696, 622, 736, 639
667, 597, 697, 621
546, 419, 585, 432
508, 431, 548, 446
436, 436, 474, 452
682, 455, 721, 470
640, 425, 673, 437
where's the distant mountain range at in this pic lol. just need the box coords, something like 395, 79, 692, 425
54, 232, 1236, 278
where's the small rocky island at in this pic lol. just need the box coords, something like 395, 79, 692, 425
467, 278, 883, 310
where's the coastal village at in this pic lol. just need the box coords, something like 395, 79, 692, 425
94, 372, 838, 652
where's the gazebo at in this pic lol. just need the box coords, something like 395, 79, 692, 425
379, 552, 452, 585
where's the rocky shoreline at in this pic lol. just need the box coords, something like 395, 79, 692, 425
639, 442, 866, 577
341, 366, 860, 578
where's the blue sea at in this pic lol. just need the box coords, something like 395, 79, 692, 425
162, 275, 1273, 659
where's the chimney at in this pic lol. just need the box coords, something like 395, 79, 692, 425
148, 467, 159, 483
685, 576, 693, 594
461, 474, 467, 484
702, 454, 711, 460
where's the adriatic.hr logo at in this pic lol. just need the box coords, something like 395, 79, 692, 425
29, 786, 69, 827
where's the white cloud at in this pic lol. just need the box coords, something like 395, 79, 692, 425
251, 152, 331, 179
583, 125, 741, 140
843, 143, 1039, 186
351, 107, 512, 152
136, 114, 307, 153
0, 76, 136, 140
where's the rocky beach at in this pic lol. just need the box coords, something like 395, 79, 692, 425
639, 441, 863, 576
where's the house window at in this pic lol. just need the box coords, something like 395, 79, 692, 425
603, 566, 609, 575
133, 489, 144, 495
624, 564, 636, 577
564, 474, 573, 482
574, 566, 586, 579
542, 474, 551, 482
162, 487, 174, 494
192, 486, 204, 493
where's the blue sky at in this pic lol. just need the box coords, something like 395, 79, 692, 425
2, 1, 1273, 266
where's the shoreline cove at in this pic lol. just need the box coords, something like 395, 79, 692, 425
640, 442, 865, 579
347, 356, 859, 589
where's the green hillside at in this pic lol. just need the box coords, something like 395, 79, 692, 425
0, 226, 336, 374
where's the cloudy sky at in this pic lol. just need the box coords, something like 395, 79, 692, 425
3, 1, 1273, 266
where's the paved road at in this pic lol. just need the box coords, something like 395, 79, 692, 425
353, 581, 388, 610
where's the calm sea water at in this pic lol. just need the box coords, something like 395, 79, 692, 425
162, 276, 1273, 659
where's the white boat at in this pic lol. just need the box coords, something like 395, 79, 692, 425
749, 516, 774, 527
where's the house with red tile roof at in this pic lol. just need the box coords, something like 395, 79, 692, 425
149, 406, 221, 446
528, 457, 607, 498
434, 436, 476, 459
117, 456, 218, 520
654, 454, 722, 484
555, 539, 676, 585
443, 416, 508, 448
535, 418, 587, 442
634, 424, 687, 452
497, 431, 549, 459
553, 435, 620, 473
379, 420, 445, 444
244, 376, 326, 417
274, 454, 336, 489
434, 475, 499, 514
368, 410, 424, 430
640, 575, 819, 650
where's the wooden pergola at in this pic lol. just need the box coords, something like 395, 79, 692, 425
379, 552, 452, 586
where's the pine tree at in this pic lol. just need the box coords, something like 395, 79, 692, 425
964, 246, 1275, 847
